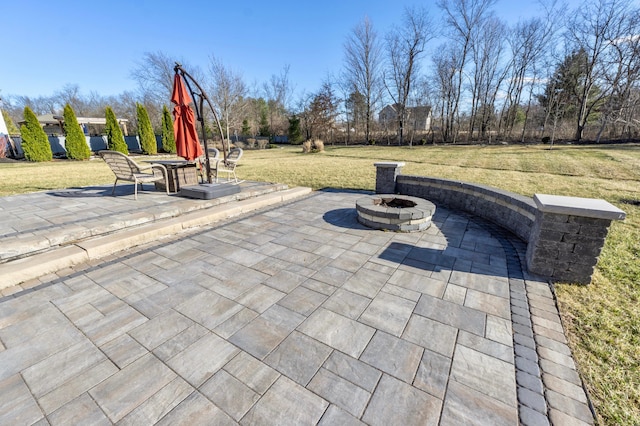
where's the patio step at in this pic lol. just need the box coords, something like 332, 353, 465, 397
0, 182, 289, 263
0, 186, 312, 291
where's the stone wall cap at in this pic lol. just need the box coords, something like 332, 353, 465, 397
534, 194, 626, 220
374, 162, 406, 167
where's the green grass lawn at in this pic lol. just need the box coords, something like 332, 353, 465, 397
1, 143, 639, 424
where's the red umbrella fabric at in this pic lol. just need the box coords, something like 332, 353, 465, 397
171, 73, 203, 161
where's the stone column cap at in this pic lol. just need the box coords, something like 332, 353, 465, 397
534, 193, 626, 220
374, 162, 405, 167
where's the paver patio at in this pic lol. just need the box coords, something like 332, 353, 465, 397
0, 186, 594, 425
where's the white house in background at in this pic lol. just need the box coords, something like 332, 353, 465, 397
379, 104, 432, 132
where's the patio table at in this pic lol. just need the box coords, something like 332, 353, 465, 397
145, 160, 198, 193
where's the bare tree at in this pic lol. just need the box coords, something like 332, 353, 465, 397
54, 84, 87, 116
566, 0, 633, 140
130, 51, 202, 125
500, 2, 560, 141
9, 95, 58, 116
293, 91, 314, 141
433, 45, 463, 142
468, 15, 508, 141
263, 65, 293, 137
130, 51, 176, 106
594, 8, 640, 141
343, 16, 384, 144
208, 56, 247, 144
437, 0, 497, 142
384, 6, 435, 146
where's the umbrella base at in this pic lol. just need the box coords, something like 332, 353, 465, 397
178, 183, 242, 200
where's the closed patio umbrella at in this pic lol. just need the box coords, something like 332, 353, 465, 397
173, 63, 228, 183
171, 73, 203, 161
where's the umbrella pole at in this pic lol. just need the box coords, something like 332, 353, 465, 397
197, 96, 212, 183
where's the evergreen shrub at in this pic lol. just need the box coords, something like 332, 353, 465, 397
63, 104, 91, 160
287, 114, 303, 144
241, 119, 251, 136
136, 103, 157, 155
21, 107, 53, 162
161, 105, 176, 153
105, 106, 128, 154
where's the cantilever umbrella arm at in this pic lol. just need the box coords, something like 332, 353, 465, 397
174, 63, 228, 184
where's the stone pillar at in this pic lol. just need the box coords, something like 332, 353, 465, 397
526, 194, 626, 284
374, 162, 405, 194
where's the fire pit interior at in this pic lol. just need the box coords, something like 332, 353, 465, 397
375, 197, 417, 208
356, 194, 436, 232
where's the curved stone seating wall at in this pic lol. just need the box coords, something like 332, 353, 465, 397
374, 162, 626, 284
396, 175, 536, 242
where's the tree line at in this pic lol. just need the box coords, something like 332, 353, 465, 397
4, 0, 640, 147
340, 0, 640, 145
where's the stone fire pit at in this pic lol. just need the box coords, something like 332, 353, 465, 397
356, 194, 436, 232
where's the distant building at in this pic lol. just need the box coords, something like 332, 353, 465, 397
379, 104, 432, 132
18, 113, 129, 136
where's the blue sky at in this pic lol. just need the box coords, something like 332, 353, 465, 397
2, 0, 582, 102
